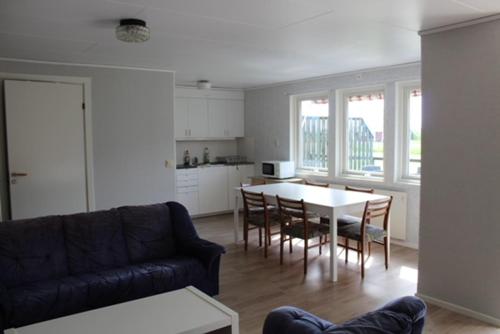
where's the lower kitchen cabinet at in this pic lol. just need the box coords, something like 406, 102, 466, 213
176, 164, 255, 216
198, 166, 229, 214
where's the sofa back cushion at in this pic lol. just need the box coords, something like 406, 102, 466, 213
63, 209, 129, 275
118, 203, 176, 263
0, 216, 68, 288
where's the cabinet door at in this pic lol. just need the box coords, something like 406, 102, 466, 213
176, 190, 199, 215
198, 167, 229, 214
208, 99, 227, 137
188, 98, 209, 138
227, 166, 240, 210
226, 99, 244, 137
175, 97, 189, 139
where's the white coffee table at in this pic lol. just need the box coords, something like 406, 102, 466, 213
5, 286, 239, 334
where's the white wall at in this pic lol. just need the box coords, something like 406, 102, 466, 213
418, 19, 500, 322
244, 63, 421, 247
0, 59, 176, 216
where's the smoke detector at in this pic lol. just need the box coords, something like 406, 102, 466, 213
197, 80, 212, 90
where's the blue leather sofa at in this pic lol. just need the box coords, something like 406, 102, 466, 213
0, 202, 225, 331
263, 296, 427, 334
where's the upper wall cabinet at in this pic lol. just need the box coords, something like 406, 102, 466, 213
175, 87, 244, 140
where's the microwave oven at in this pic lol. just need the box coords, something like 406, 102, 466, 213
261, 161, 295, 179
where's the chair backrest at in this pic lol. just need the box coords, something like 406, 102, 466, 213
305, 180, 330, 188
345, 185, 374, 194
361, 197, 393, 232
276, 196, 308, 227
241, 189, 268, 218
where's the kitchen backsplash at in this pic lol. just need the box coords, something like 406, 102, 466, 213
176, 140, 238, 164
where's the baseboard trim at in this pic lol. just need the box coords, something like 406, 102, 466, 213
416, 293, 500, 327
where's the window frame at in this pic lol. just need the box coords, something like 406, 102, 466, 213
398, 81, 422, 182
337, 86, 386, 180
292, 91, 330, 175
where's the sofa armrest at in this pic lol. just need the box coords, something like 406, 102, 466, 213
338, 296, 427, 334
178, 238, 225, 271
263, 306, 333, 334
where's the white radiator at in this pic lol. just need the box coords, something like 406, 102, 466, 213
331, 185, 408, 240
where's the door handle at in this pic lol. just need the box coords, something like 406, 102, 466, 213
11, 172, 28, 177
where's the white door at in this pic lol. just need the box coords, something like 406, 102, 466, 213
188, 98, 209, 137
4, 80, 88, 219
174, 97, 189, 138
208, 99, 227, 137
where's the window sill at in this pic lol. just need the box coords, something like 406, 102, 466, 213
295, 169, 328, 178
335, 174, 385, 184
395, 177, 421, 187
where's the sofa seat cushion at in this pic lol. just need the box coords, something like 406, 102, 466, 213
119, 204, 176, 263
77, 256, 207, 309
0, 216, 68, 288
63, 209, 130, 275
8, 277, 88, 328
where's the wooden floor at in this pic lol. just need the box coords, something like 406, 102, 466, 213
194, 214, 500, 334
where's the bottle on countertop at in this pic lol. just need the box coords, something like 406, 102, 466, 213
183, 149, 190, 166
203, 147, 210, 164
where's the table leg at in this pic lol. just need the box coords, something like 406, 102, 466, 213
330, 207, 338, 282
233, 190, 240, 243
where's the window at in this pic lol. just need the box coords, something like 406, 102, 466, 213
341, 89, 385, 178
294, 94, 329, 172
401, 84, 422, 179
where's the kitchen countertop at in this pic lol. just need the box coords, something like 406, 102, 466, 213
176, 162, 255, 169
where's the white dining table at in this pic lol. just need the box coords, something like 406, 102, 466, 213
233, 182, 389, 282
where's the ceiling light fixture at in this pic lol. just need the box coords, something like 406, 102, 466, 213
197, 80, 212, 90
116, 19, 150, 43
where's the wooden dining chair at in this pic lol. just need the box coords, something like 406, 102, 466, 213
276, 196, 329, 274
304, 180, 330, 188
337, 197, 392, 278
345, 185, 375, 194
241, 189, 280, 258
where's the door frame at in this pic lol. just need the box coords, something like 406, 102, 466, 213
1, 73, 95, 214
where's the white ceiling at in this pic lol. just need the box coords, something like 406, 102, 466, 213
0, 0, 499, 88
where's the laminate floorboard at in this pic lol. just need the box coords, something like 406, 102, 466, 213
194, 214, 500, 334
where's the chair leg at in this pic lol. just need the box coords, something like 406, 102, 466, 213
280, 232, 284, 265
345, 238, 349, 263
244, 220, 249, 251
368, 241, 371, 257
319, 236, 322, 255
304, 238, 308, 275
258, 228, 262, 247
357, 241, 360, 262
289, 237, 293, 253
361, 240, 365, 279
268, 226, 272, 246
384, 236, 389, 270
264, 226, 268, 259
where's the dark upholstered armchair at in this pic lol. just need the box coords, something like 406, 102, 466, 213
263, 296, 427, 334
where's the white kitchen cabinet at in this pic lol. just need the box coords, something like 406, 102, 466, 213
175, 169, 199, 215
176, 190, 199, 215
175, 97, 209, 139
207, 99, 227, 137
198, 166, 229, 214
226, 99, 244, 137
188, 98, 209, 138
174, 97, 189, 138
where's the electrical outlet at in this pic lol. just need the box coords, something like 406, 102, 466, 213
164, 160, 174, 168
